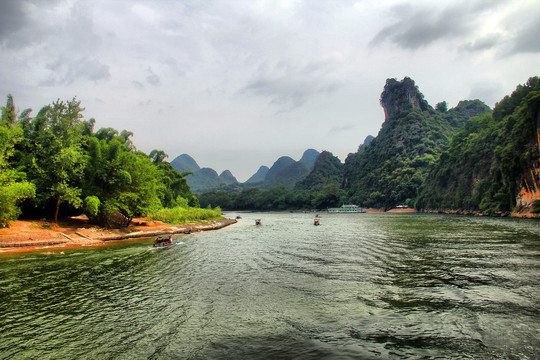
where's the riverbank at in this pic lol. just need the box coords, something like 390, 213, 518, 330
0, 217, 237, 253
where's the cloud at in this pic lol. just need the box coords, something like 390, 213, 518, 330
509, 14, 540, 55
242, 60, 339, 111
146, 67, 161, 86
460, 33, 501, 52
0, 1, 27, 43
328, 124, 355, 135
40, 57, 111, 86
468, 81, 502, 107
370, 0, 507, 50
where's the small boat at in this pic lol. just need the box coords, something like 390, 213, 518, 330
255, 219, 262, 225
314, 218, 320, 226
152, 235, 179, 249
236, 216, 242, 219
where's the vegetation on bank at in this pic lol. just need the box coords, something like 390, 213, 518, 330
149, 206, 222, 224
0, 96, 217, 228
417, 77, 540, 214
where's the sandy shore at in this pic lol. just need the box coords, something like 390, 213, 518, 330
0, 217, 237, 253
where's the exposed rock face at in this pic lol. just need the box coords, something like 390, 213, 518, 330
515, 108, 540, 217
380, 77, 429, 121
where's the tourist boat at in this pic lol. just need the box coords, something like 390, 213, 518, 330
255, 219, 262, 225
327, 204, 365, 213
151, 235, 181, 249
314, 218, 320, 226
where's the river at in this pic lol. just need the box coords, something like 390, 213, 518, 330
0, 213, 539, 359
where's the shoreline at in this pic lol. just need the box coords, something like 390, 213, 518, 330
0, 217, 237, 254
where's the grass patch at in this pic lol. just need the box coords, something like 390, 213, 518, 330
149, 206, 222, 225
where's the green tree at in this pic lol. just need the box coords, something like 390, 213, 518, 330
26, 99, 87, 222
0, 120, 35, 227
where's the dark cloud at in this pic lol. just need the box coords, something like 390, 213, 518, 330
0, 1, 27, 43
371, 1, 507, 50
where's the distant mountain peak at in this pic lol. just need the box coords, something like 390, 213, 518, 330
299, 149, 320, 170
246, 166, 269, 184
170, 153, 200, 173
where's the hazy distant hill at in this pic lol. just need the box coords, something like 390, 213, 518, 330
169, 154, 238, 193
170, 154, 200, 173
264, 156, 296, 182
295, 151, 344, 192
219, 170, 238, 184
299, 148, 319, 170
357, 135, 374, 152
170, 149, 320, 193
245, 166, 269, 183
266, 161, 311, 189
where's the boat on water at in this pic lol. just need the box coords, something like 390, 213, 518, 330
327, 204, 365, 213
255, 219, 262, 225
151, 235, 182, 249
314, 218, 320, 225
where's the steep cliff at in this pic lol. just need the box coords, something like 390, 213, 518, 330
380, 77, 430, 121
513, 89, 540, 216
344, 77, 490, 209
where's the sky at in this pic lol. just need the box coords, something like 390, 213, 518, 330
1, 0, 539, 182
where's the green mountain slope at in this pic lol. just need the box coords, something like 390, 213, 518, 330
295, 151, 343, 192
343, 77, 491, 209
417, 76, 540, 215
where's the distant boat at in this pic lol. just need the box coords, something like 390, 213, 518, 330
255, 219, 262, 225
327, 204, 365, 213
314, 218, 320, 226
236, 216, 242, 219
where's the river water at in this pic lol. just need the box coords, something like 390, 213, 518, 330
0, 213, 539, 359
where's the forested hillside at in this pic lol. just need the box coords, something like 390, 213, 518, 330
417, 77, 540, 216
0, 96, 207, 228
343, 77, 491, 209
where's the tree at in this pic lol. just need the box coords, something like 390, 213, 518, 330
149, 149, 169, 164
436, 101, 448, 113
0, 98, 35, 226
26, 99, 87, 222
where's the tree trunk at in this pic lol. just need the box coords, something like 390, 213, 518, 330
54, 193, 61, 223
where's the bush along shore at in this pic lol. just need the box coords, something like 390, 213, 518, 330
0, 217, 237, 252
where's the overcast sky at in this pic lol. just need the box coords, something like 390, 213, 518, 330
1, 0, 539, 181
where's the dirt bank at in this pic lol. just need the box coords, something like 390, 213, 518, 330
0, 217, 237, 253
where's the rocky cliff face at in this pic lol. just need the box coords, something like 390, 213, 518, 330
380, 77, 429, 121
515, 108, 540, 217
